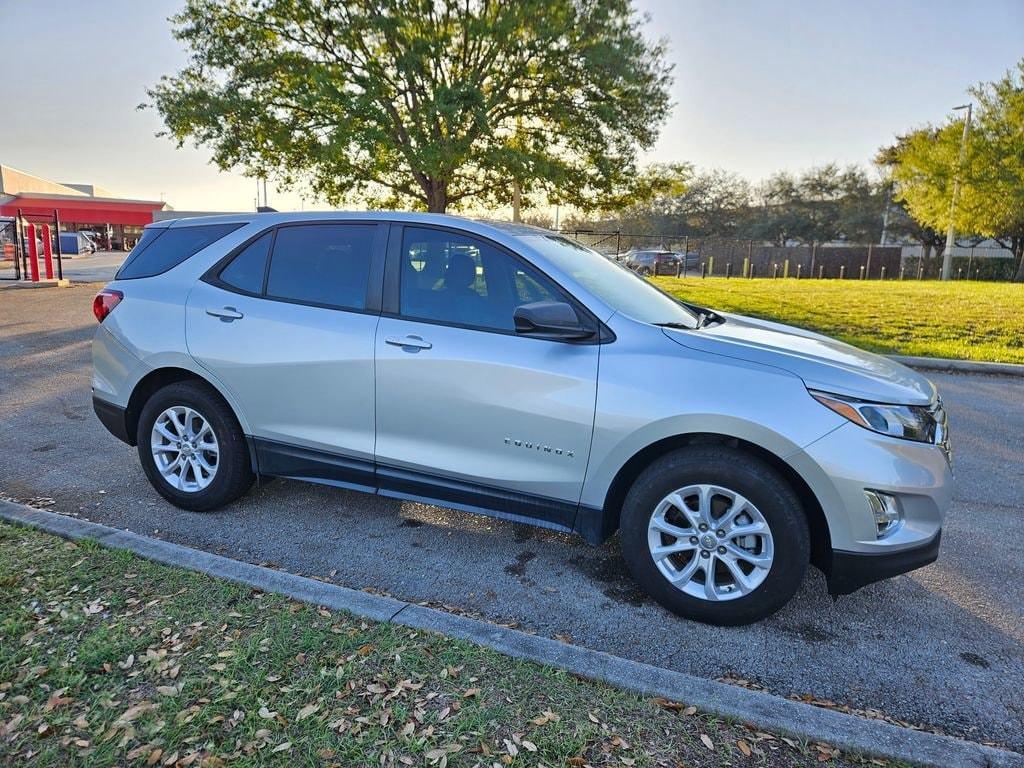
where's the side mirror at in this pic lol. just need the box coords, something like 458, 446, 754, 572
513, 301, 594, 341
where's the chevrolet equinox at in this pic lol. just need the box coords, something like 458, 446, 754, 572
92, 213, 952, 625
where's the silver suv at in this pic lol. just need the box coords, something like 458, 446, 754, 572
92, 213, 952, 625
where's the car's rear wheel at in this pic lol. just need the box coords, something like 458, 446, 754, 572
137, 381, 254, 511
619, 446, 809, 625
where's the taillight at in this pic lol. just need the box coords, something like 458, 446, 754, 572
93, 289, 123, 323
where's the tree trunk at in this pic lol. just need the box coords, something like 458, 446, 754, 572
424, 178, 448, 213
919, 243, 932, 277
1012, 237, 1024, 283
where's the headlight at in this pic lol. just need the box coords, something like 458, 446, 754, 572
810, 390, 939, 443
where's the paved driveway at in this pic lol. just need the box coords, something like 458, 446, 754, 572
2, 283, 1022, 751
0, 249, 125, 284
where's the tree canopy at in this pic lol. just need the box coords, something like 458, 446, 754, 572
148, 0, 673, 213
882, 60, 1024, 279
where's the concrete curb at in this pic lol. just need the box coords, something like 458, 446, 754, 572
0, 278, 71, 289
889, 354, 1024, 377
1, 501, 1020, 768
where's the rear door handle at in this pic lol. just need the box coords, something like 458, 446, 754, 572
385, 334, 432, 350
206, 306, 244, 321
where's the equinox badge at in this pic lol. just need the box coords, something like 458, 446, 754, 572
504, 437, 575, 458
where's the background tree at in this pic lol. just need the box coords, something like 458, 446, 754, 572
520, 212, 555, 229
148, 0, 673, 214
745, 164, 883, 245
876, 144, 947, 274
563, 163, 885, 245
884, 60, 1024, 280
671, 169, 750, 237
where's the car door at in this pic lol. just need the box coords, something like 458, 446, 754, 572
186, 222, 386, 490
374, 224, 600, 530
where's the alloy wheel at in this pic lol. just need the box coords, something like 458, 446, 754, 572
150, 406, 219, 493
647, 484, 774, 601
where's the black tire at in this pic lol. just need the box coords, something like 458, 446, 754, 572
619, 446, 809, 626
136, 381, 254, 511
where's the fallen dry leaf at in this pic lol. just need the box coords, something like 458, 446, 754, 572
700, 733, 714, 750
652, 697, 684, 711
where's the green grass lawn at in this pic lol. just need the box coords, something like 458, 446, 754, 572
651, 278, 1024, 364
0, 522, 889, 768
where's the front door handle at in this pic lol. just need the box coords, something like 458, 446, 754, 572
385, 334, 432, 350
206, 306, 244, 321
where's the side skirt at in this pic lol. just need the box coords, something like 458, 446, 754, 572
247, 437, 608, 541
376, 464, 578, 534
251, 438, 376, 493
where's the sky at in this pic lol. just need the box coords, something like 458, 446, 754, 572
1, 0, 1021, 213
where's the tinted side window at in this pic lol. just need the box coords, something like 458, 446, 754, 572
218, 231, 272, 294
399, 227, 563, 332
265, 224, 375, 310
117, 223, 243, 279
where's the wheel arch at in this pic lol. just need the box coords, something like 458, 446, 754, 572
124, 365, 250, 448
592, 432, 831, 568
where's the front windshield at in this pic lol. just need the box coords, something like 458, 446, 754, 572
519, 234, 699, 329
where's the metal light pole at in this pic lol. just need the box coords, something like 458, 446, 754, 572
941, 103, 972, 281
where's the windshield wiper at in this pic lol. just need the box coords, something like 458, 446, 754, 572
656, 309, 722, 331
654, 321, 697, 330
687, 304, 724, 328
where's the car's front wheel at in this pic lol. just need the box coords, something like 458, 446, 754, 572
137, 381, 254, 511
619, 446, 809, 625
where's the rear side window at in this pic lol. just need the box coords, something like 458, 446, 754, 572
116, 223, 243, 279
218, 231, 272, 294
265, 224, 375, 310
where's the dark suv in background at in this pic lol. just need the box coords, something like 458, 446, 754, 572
622, 249, 691, 275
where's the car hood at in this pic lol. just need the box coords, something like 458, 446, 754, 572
663, 312, 936, 405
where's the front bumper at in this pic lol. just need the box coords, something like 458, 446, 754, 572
825, 530, 941, 595
788, 421, 952, 592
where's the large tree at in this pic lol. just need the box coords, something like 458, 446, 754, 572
884, 60, 1024, 280
148, 0, 673, 213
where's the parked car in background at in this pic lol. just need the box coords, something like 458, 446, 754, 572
622, 248, 696, 275
91, 213, 951, 626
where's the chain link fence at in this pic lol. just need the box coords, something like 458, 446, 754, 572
560, 230, 1019, 281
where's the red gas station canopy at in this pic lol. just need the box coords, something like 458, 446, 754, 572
0, 194, 165, 226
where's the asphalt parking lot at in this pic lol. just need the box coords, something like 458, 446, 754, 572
2, 282, 1022, 752
1, 250, 125, 284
